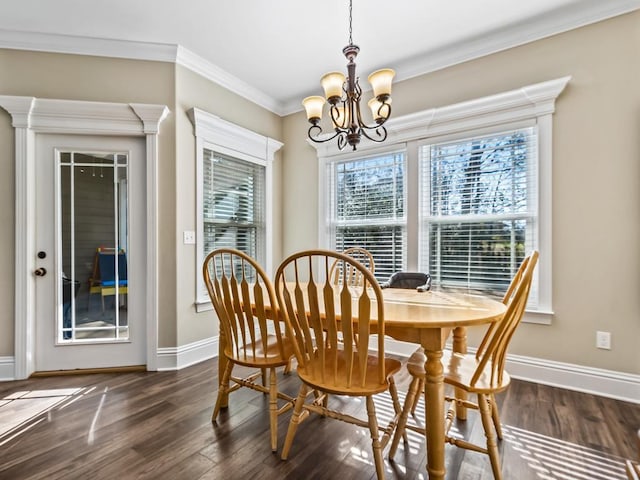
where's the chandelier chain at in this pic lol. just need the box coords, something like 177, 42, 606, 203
348, 0, 353, 46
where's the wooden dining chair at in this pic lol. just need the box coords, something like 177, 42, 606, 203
626, 429, 640, 480
328, 246, 375, 286
202, 248, 295, 452
283, 246, 376, 375
389, 251, 539, 480
275, 249, 402, 480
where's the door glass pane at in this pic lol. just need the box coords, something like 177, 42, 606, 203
60, 151, 129, 342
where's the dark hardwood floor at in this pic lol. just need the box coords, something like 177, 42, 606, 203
0, 358, 638, 480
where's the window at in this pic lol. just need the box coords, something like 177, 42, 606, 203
318, 77, 570, 323
420, 127, 537, 302
189, 108, 282, 309
203, 150, 265, 261
327, 152, 406, 281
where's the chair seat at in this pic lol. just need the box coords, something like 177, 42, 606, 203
406, 349, 511, 394
298, 349, 402, 396
229, 334, 296, 368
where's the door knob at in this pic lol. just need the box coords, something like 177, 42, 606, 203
34, 267, 47, 277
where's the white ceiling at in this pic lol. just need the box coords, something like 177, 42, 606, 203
0, 0, 638, 115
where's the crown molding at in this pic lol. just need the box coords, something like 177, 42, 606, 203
0, 28, 178, 62
175, 46, 283, 115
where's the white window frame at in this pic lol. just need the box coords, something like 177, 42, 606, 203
315, 76, 570, 325
189, 108, 282, 311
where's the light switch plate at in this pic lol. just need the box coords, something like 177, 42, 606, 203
596, 331, 611, 350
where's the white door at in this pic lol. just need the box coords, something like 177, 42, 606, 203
34, 134, 147, 371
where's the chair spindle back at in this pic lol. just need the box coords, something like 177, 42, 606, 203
471, 251, 539, 388
275, 249, 386, 390
203, 248, 286, 363
328, 247, 375, 287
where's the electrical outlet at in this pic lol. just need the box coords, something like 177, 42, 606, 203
596, 331, 611, 350
183, 231, 196, 245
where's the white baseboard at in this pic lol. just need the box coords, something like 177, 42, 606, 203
384, 338, 640, 404
5, 335, 637, 405
504, 352, 640, 404
0, 356, 15, 381
156, 336, 219, 371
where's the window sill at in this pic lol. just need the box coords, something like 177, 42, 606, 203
195, 299, 213, 313
523, 309, 554, 325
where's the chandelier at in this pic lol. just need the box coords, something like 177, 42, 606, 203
302, 0, 395, 151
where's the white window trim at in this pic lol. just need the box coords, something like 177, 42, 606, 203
188, 108, 282, 312
314, 76, 571, 325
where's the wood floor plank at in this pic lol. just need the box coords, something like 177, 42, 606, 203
0, 358, 637, 480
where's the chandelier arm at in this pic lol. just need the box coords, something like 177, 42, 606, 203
375, 101, 392, 124
307, 124, 344, 144
337, 133, 349, 150
360, 125, 389, 143
354, 79, 362, 99
353, 95, 366, 128
352, 100, 392, 131
329, 103, 346, 130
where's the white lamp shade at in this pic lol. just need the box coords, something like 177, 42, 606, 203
368, 68, 395, 98
321, 72, 346, 100
368, 97, 391, 122
302, 96, 326, 121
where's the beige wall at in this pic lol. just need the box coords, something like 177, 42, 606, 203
0, 50, 178, 354
173, 65, 283, 346
281, 11, 640, 374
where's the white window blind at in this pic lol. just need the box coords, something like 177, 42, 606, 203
420, 127, 538, 301
328, 152, 406, 281
203, 149, 265, 264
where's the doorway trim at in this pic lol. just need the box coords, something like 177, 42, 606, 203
0, 96, 169, 379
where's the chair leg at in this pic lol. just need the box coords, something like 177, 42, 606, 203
388, 376, 405, 440
212, 360, 233, 422
411, 378, 424, 415
389, 375, 420, 459
478, 393, 502, 480
281, 383, 309, 460
366, 395, 385, 480
490, 394, 503, 440
283, 358, 293, 375
268, 367, 278, 452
